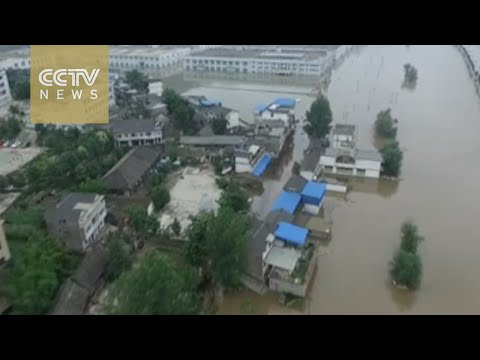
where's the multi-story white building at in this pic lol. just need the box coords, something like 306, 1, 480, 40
0, 69, 12, 108
112, 116, 165, 147
109, 45, 192, 71
46, 193, 108, 253
184, 46, 338, 76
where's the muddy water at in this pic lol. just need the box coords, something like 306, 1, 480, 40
167, 46, 480, 314
220, 45, 480, 315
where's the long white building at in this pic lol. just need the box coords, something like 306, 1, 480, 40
183, 45, 339, 76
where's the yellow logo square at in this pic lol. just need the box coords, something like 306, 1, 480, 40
30, 45, 109, 124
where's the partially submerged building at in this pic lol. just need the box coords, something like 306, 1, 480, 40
111, 116, 166, 147
45, 193, 108, 253
102, 146, 162, 196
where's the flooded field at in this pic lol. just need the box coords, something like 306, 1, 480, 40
167, 45, 480, 314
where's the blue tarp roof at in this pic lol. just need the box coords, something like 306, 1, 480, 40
271, 191, 302, 215
272, 98, 297, 108
252, 153, 272, 177
255, 103, 269, 114
274, 222, 309, 247
301, 181, 327, 202
200, 99, 222, 107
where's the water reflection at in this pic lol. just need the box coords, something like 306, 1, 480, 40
389, 282, 418, 312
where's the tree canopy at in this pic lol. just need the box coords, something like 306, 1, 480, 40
6, 69, 30, 100
106, 234, 132, 282
79, 178, 106, 194
150, 185, 171, 211
380, 141, 403, 177
0, 115, 22, 141
211, 115, 228, 135
126, 205, 159, 239
218, 181, 250, 213
161, 88, 198, 135
375, 109, 398, 139
304, 94, 333, 139
105, 252, 201, 315
185, 207, 251, 289
390, 250, 422, 290
404, 63, 418, 85
400, 221, 424, 254
125, 70, 149, 94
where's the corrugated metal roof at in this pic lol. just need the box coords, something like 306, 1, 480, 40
252, 153, 272, 177
274, 222, 309, 247
265, 246, 301, 272
271, 192, 302, 215
301, 181, 327, 201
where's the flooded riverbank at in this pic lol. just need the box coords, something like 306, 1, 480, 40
167, 45, 480, 314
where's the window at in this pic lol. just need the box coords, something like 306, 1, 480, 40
0, 90, 6, 96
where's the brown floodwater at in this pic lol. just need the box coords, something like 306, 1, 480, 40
168, 45, 480, 314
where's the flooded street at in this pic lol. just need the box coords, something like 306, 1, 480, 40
169, 45, 480, 314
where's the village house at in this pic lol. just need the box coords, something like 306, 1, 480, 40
102, 146, 162, 196
243, 175, 328, 298
45, 193, 108, 253
52, 246, 108, 315
0, 220, 11, 267
185, 95, 241, 130
111, 116, 167, 147
254, 98, 298, 128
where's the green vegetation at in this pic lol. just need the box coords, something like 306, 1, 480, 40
150, 185, 170, 211
211, 115, 228, 135
125, 70, 149, 94
161, 88, 198, 135
105, 252, 201, 315
403, 63, 418, 86
390, 250, 422, 290
390, 221, 424, 290
106, 234, 132, 282
6, 69, 30, 100
218, 181, 250, 213
78, 178, 106, 194
185, 206, 251, 289
304, 94, 333, 139
171, 218, 181, 236
0, 113, 22, 141
0, 209, 79, 314
375, 109, 398, 139
400, 221, 424, 253
292, 162, 301, 176
25, 127, 125, 192
126, 205, 159, 240
380, 141, 403, 177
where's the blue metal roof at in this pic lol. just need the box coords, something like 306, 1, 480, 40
301, 181, 327, 202
255, 103, 269, 114
271, 191, 302, 215
252, 153, 272, 177
272, 98, 297, 108
200, 99, 222, 107
274, 222, 309, 247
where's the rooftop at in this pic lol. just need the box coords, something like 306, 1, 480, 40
52, 279, 90, 315
111, 117, 164, 135
301, 181, 327, 201
48, 193, 102, 224
265, 246, 302, 272
71, 246, 108, 293
109, 45, 190, 57
274, 222, 309, 247
283, 175, 308, 193
323, 147, 383, 163
272, 191, 302, 215
180, 135, 244, 147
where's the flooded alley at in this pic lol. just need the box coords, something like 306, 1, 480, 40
168, 45, 480, 314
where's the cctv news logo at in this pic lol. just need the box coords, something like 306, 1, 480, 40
30, 45, 109, 124
38, 68, 101, 100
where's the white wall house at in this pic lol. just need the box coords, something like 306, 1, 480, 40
0, 70, 12, 108
78, 195, 108, 250
109, 46, 192, 71
319, 148, 382, 179
235, 144, 264, 173
112, 117, 164, 147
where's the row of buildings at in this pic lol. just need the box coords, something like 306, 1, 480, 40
245, 175, 329, 298
183, 45, 342, 76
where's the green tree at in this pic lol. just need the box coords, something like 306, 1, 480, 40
380, 141, 403, 177
218, 181, 250, 213
2, 234, 78, 314
125, 70, 149, 93
6, 69, 30, 100
105, 252, 201, 315
106, 235, 132, 282
304, 94, 333, 139
375, 109, 398, 139
404, 63, 418, 85
390, 250, 422, 290
161, 88, 182, 114
151, 185, 170, 211
172, 102, 196, 135
186, 207, 251, 289
126, 206, 158, 238
79, 178, 106, 194
171, 218, 181, 236
211, 115, 228, 135
400, 221, 424, 254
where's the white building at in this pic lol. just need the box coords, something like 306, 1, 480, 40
235, 144, 264, 173
45, 193, 108, 253
148, 81, 164, 97
184, 45, 337, 76
0, 69, 12, 108
109, 46, 192, 71
112, 116, 165, 147
319, 147, 382, 179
